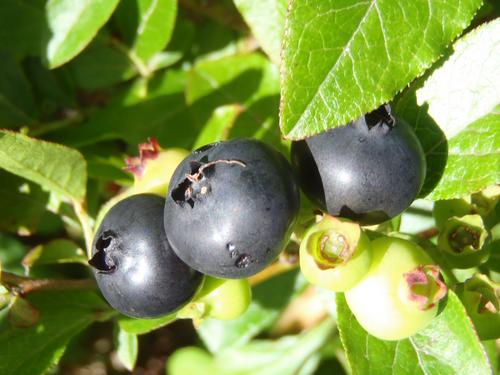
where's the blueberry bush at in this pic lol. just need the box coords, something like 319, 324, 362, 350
0, 0, 499, 374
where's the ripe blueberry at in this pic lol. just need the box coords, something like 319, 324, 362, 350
291, 105, 426, 225
89, 194, 203, 318
164, 139, 300, 279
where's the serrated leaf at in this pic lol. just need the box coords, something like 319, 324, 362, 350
118, 313, 176, 335
198, 269, 305, 353
0, 291, 113, 375
417, 19, 500, 139
233, 0, 287, 65
280, 0, 482, 139
337, 292, 492, 375
131, 0, 177, 63
46, 0, 120, 68
0, 131, 87, 201
192, 104, 243, 150
429, 109, 500, 200
116, 326, 138, 371
22, 239, 87, 272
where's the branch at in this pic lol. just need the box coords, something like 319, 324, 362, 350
1, 272, 96, 296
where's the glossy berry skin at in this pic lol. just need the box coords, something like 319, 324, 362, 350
164, 139, 300, 279
291, 105, 426, 225
89, 194, 203, 318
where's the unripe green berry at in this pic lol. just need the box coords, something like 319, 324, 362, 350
300, 215, 372, 292
438, 214, 489, 269
455, 274, 500, 340
345, 237, 447, 341
198, 277, 251, 320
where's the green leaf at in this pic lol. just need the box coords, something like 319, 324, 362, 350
46, 0, 120, 68
22, 239, 87, 272
187, 53, 283, 149
280, 0, 482, 139
68, 38, 137, 90
0, 291, 114, 375
0, 170, 50, 234
0, 0, 47, 58
429, 109, 500, 200
169, 319, 335, 375
118, 313, 176, 335
416, 19, 500, 139
0, 52, 37, 128
53, 69, 197, 149
336, 292, 492, 375
192, 104, 243, 150
198, 269, 305, 353
115, 326, 138, 371
0, 131, 87, 201
131, 0, 177, 63
233, 0, 287, 65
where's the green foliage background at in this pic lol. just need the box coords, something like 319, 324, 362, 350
0, 0, 498, 374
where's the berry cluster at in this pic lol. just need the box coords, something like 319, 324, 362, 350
89, 104, 448, 340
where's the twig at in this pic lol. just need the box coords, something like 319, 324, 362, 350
417, 227, 439, 239
1, 272, 96, 295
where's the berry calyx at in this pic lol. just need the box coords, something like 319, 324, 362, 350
300, 215, 372, 292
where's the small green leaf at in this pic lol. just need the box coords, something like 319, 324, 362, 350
337, 291, 492, 375
0, 131, 87, 201
192, 104, 243, 150
69, 38, 137, 90
0, 170, 50, 234
0, 0, 47, 58
118, 313, 176, 335
0, 291, 113, 375
115, 326, 138, 371
417, 19, 500, 139
234, 0, 287, 65
187, 53, 282, 149
46, 0, 121, 68
198, 269, 305, 353
0, 52, 37, 128
8, 297, 39, 328
22, 239, 87, 272
53, 69, 196, 148
429, 110, 500, 200
131, 0, 177, 63
280, 0, 482, 139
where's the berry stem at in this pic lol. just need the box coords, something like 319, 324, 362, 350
1, 272, 96, 296
72, 199, 94, 258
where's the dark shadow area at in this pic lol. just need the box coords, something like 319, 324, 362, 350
394, 90, 448, 198
252, 268, 300, 310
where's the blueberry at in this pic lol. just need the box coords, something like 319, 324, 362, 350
89, 194, 203, 318
164, 139, 300, 278
291, 105, 426, 225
